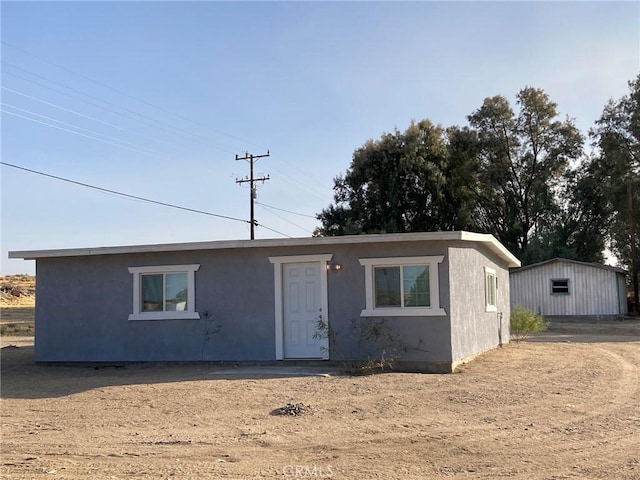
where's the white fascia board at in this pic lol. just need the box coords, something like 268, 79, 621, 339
459, 232, 521, 268
9, 231, 521, 267
10, 232, 458, 259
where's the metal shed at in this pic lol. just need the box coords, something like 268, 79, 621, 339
510, 258, 628, 318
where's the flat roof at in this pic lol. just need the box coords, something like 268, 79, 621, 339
9, 231, 521, 267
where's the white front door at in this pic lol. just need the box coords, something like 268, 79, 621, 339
282, 262, 324, 359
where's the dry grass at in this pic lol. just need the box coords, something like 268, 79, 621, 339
0, 307, 35, 336
0, 275, 35, 336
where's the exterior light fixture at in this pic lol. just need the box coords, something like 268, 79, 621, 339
326, 262, 342, 271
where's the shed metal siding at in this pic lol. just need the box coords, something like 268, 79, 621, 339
617, 273, 629, 315
510, 261, 624, 316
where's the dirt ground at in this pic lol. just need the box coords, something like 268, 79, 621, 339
1, 325, 639, 480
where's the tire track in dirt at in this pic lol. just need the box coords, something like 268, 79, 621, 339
481, 341, 640, 480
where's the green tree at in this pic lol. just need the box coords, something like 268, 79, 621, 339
590, 74, 640, 312
522, 158, 610, 265
315, 120, 478, 236
468, 87, 583, 259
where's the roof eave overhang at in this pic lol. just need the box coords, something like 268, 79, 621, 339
9, 231, 521, 268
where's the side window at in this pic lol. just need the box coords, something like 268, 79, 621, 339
485, 267, 497, 312
128, 265, 200, 320
551, 278, 570, 295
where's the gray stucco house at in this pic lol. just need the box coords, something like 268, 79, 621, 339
510, 258, 628, 319
10, 231, 520, 372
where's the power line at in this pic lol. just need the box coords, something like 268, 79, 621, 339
1, 109, 170, 160
2, 41, 266, 151
255, 201, 318, 219
266, 162, 330, 202
1, 103, 166, 157
0, 161, 250, 224
3, 68, 189, 149
256, 203, 314, 235
255, 223, 293, 238
1, 86, 150, 138
2, 67, 236, 153
2, 53, 332, 200
1, 161, 294, 238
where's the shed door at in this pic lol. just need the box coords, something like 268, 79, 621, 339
283, 262, 324, 358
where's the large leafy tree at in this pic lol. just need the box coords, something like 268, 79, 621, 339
315, 120, 478, 236
590, 74, 640, 312
522, 158, 610, 265
316, 84, 631, 279
468, 87, 584, 258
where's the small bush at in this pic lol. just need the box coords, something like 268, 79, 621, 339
510, 305, 548, 342
314, 317, 403, 375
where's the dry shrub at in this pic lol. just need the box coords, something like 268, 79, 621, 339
510, 305, 548, 342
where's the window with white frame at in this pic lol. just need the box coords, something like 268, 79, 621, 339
485, 267, 497, 312
359, 256, 446, 317
128, 265, 200, 320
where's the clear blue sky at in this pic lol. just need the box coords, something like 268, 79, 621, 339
1, 1, 638, 274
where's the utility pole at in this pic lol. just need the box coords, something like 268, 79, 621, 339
235, 151, 270, 240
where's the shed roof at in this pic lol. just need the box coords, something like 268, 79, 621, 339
9, 231, 521, 267
511, 257, 625, 275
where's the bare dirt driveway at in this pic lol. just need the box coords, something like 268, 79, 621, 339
1, 326, 639, 480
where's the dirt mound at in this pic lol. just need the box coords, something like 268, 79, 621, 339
271, 402, 313, 416
0, 275, 35, 307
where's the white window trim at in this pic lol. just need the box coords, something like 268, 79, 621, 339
484, 266, 497, 312
268, 254, 332, 360
359, 256, 446, 317
128, 264, 200, 321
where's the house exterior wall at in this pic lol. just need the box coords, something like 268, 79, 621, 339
34, 240, 460, 369
448, 243, 510, 366
510, 261, 626, 317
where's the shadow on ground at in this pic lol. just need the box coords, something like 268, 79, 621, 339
2, 317, 638, 400
527, 317, 640, 344
0, 344, 339, 400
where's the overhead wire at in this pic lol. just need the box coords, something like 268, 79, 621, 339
2, 45, 334, 198
2, 41, 266, 151
1, 109, 171, 160
1, 161, 296, 238
2, 66, 236, 153
255, 201, 317, 219
0, 161, 250, 224
266, 162, 331, 202
2, 43, 333, 234
3, 68, 191, 149
1, 103, 167, 157
1, 101, 322, 232
254, 223, 294, 238
1, 86, 154, 138
256, 203, 314, 235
